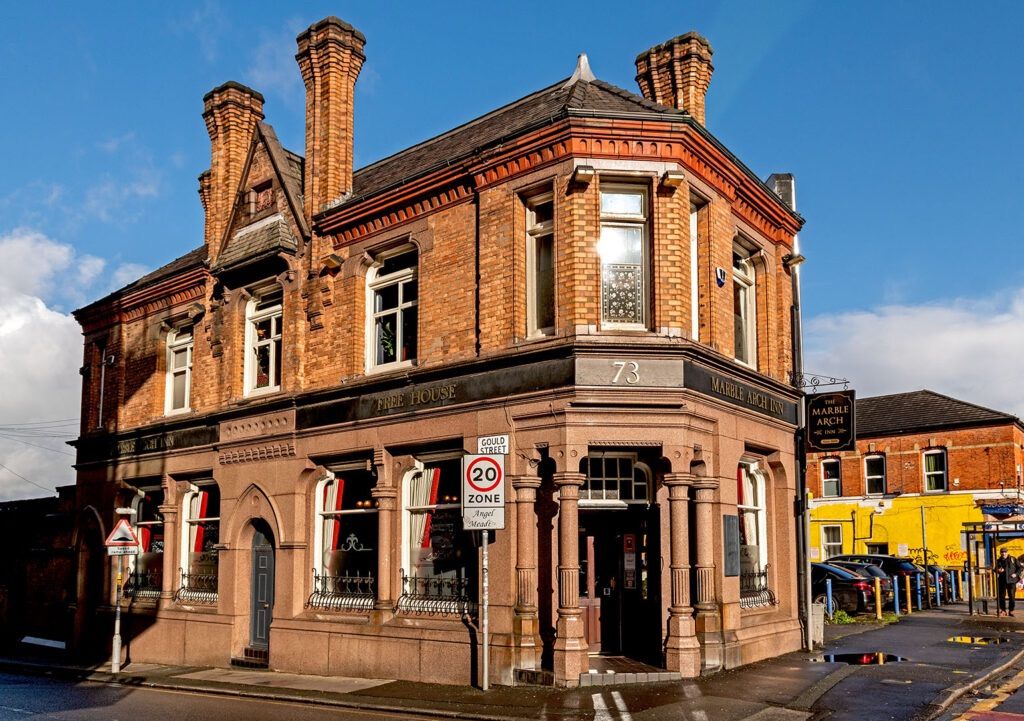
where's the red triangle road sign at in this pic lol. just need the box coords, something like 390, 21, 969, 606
105, 518, 140, 547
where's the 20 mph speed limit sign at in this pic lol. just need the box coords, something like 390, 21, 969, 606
462, 454, 506, 530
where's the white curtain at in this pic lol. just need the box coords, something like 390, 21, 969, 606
407, 467, 438, 572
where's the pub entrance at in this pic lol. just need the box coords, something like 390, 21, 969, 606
576, 451, 662, 665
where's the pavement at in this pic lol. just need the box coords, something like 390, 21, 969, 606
3, 604, 1024, 720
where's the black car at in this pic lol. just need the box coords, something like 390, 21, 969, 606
828, 561, 894, 599
811, 562, 878, 614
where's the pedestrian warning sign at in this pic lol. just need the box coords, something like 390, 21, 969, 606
105, 518, 140, 552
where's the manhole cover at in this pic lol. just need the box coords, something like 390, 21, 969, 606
811, 652, 905, 665
947, 636, 1009, 645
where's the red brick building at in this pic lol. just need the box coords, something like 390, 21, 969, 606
807, 391, 1024, 566
71, 17, 804, 686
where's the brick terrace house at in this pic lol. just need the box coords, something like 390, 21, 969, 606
808, 390, 1024, 571
71, 16, 805, 686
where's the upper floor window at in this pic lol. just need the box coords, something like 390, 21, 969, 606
865, 454, 886, 495
732, 242, 757, 367
309, 469, 378, 611
821, 458, 841, 497
245, 288, 282, 395
165, 325, 193, 414
923, 449, 947, 492
526, 193, 555, 336
368, 248, 418, 371
598, 186, 647, 328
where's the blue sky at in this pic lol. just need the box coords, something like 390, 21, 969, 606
0, 1, 1022, 497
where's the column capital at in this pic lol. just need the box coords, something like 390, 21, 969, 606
663, 472, 697, 487
553, 472, 585, 488
510, 475, 542, 490
692, 478, 720, 492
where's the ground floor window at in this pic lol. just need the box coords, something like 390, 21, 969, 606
400, 458, 477, 614
126, 486, 164, 599
865, 542, 889, 555
738, 459, 775, 608
822, 525, 843, 559
175, 483, 220, 604
308, 469, 378, 611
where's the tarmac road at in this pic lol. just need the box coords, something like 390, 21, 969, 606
0, 671, 442, 721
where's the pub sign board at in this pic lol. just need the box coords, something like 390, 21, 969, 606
805, 390, 856, 453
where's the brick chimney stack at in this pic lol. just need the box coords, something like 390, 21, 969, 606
200, 82, 265, 261
295, 17, 365, 220
634, 33, 714, 125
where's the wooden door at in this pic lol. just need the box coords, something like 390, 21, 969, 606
579, 533, 600, 649
250, 528, 275, 650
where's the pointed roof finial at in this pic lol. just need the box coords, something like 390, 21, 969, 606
563, 52, 596, 87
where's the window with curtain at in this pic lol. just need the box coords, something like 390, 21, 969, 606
126, 487, 164, 598
821, 458, 841, 497
738, 461, 768, 574
864, 455, 886, 495
400, 458, 476, 612
308, 470, 378, 611
923, 449, 947, 492
822, 525, 843, 559
175, 483, 220, 604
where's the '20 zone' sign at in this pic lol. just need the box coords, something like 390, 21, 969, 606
462, 454, 506, 530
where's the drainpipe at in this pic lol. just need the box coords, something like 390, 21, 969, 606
97, 349, 115, 430
773, 173, 810, 650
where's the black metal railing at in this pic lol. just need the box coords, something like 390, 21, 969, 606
306, 570, 376, 611
173, 569, 219, 605
124, 569, 162, 599
740, 566, 777, 609
396, 571, 475, 615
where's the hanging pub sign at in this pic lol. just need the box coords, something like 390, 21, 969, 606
805, 389, 856, 453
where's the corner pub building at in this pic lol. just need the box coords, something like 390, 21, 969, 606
70, 16, 805, 687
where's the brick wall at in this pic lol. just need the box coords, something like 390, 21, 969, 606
808, 423, 1023, 498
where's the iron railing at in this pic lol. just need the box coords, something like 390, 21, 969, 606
306, 570, 376, 611
124, 569, 162, 599
173, 569, 219, 605
397, 571, 475, 615
740, 565, 777, 609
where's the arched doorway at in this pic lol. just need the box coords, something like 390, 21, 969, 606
72, 509, 106, 660
248, 520, 275, 662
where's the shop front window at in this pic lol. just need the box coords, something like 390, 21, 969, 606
175, 483, 219, 604
126, 487, 164, 599
738, 460, 775, 608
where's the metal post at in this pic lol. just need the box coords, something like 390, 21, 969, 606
916, 573, 923, 610
905, 575, 913, 614
825, 578, 833, 618
112, 553, 123, 673
874, 577, 882, 620
893, 575, 901, 616
920, 506, 931, 607
482, 529, 489, 691
967, 534, 975, 615
935, 571, 942, 607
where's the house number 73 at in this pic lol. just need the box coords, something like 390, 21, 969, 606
611, 361, 640, 384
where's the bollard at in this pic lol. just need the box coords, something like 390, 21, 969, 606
905, 574, 913, 614
894, 575, 901, 616
916, 573, 924, 610
935, 571, 942, 607
875, 577, 883, 620
826, 578, 834, 618
950, 570, 957, 602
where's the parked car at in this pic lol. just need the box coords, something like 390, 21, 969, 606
827, 554, 924, 580
828, 561, 894, 603
811, 562, 879, 614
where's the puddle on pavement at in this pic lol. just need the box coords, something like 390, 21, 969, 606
947, 636, 1010, 645
811, 652, 905, 665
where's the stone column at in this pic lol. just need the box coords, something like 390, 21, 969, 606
372, 486, 397, 613
692, 478, 722, 670
158, 502, 178, 609
663, 473, 701, 676
552, 472, 587, 686
511, 475, 542, 669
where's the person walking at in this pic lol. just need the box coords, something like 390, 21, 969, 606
995, 547, 1020, 617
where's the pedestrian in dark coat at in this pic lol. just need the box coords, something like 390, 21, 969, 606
995, 547, 1020, 616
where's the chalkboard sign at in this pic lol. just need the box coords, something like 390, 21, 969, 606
724, 515, 740, 577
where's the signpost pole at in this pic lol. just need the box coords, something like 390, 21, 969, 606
112, 553, 123, 673
482, 529, 489, 691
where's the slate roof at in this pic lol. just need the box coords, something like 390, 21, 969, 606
213, 215, 298, 272
856, 390, 1020, 437
345, 77, 689, 205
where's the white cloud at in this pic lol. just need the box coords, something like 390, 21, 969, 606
805, 289, 1024, 417
0, 228, 148, 500
245, 19, 307, 102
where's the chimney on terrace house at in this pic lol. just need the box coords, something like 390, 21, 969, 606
199, 82, 265, 265
634, 32, 714, 125
295, 16, 365, 220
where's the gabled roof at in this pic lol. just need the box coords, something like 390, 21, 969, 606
344, 76, 689, 205
856, 390, 1021, 437
213, 214, 298, 272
